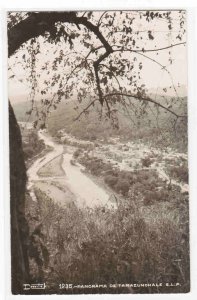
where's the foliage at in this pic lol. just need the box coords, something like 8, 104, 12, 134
73, 148, 82, 159
25, 187, 190, 294
104, 174, 118, 188
43, 97, 188, 152
22, 129, 45, 164
166, 162, 188, 184
141, 157, 152, 167
78, 152, 176, 201
8, 11, 187, 129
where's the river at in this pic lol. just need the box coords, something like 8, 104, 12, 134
27, 128, 188, 209
27, 130, 115, 209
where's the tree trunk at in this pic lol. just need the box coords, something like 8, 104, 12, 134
7, 11, 114, 294
9, 102, 29, 293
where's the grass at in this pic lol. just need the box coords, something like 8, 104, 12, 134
25, 183, 190, 294
166, 162, 188, 184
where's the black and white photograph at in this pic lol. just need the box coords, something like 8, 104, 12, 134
7, 9, 190, 295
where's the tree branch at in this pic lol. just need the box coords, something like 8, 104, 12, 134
113, 48, 181, 101
93, 50, 113, 106
113, 42, 186, 54
74, 99, 98, 121
99, 63, 122, 91
8, 12, 113, 57
8, 12, 186, 121
8, 11, 114, 109
103, 92, 187, 118
97, 11, 107, 27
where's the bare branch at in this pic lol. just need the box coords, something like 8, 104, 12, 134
103, 92, 187, 118
113, 48, 181, 100
81, 11, 87, 18
74, 99, 98, 121
113, 42, 186, 54
97, 11, 107, 27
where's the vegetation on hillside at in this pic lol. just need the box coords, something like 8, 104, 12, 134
25, 186, 190, 294
21, 129, 46, 165
46, 98, 188, 152
166, 162, 188, 184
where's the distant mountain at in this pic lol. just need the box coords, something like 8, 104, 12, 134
12, 100, 40, 122
9, 93, 29, 105
11, 89, 187, 138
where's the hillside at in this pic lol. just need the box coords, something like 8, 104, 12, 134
12, 92, 188, 151
12, 100, 38, 122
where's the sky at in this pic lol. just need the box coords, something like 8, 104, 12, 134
8, 10, 187, 104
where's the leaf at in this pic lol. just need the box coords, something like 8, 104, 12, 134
101, 77, 107, 85
176, 35, 182, 40
148, 31, 154, 40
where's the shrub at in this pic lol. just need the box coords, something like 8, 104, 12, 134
144, 190, 169, 205
167, 164, 188, 184
22, 130, 45, 162
23, 146, 34, 159
90, 135, 96, 141
104, 169, 118, 177
115, 179, 130, 196
104, 175, 118, 188
26, 189, 190, 294
144, 191, 155, 205
141, 157, 152, 167
73, 148, 82, 159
